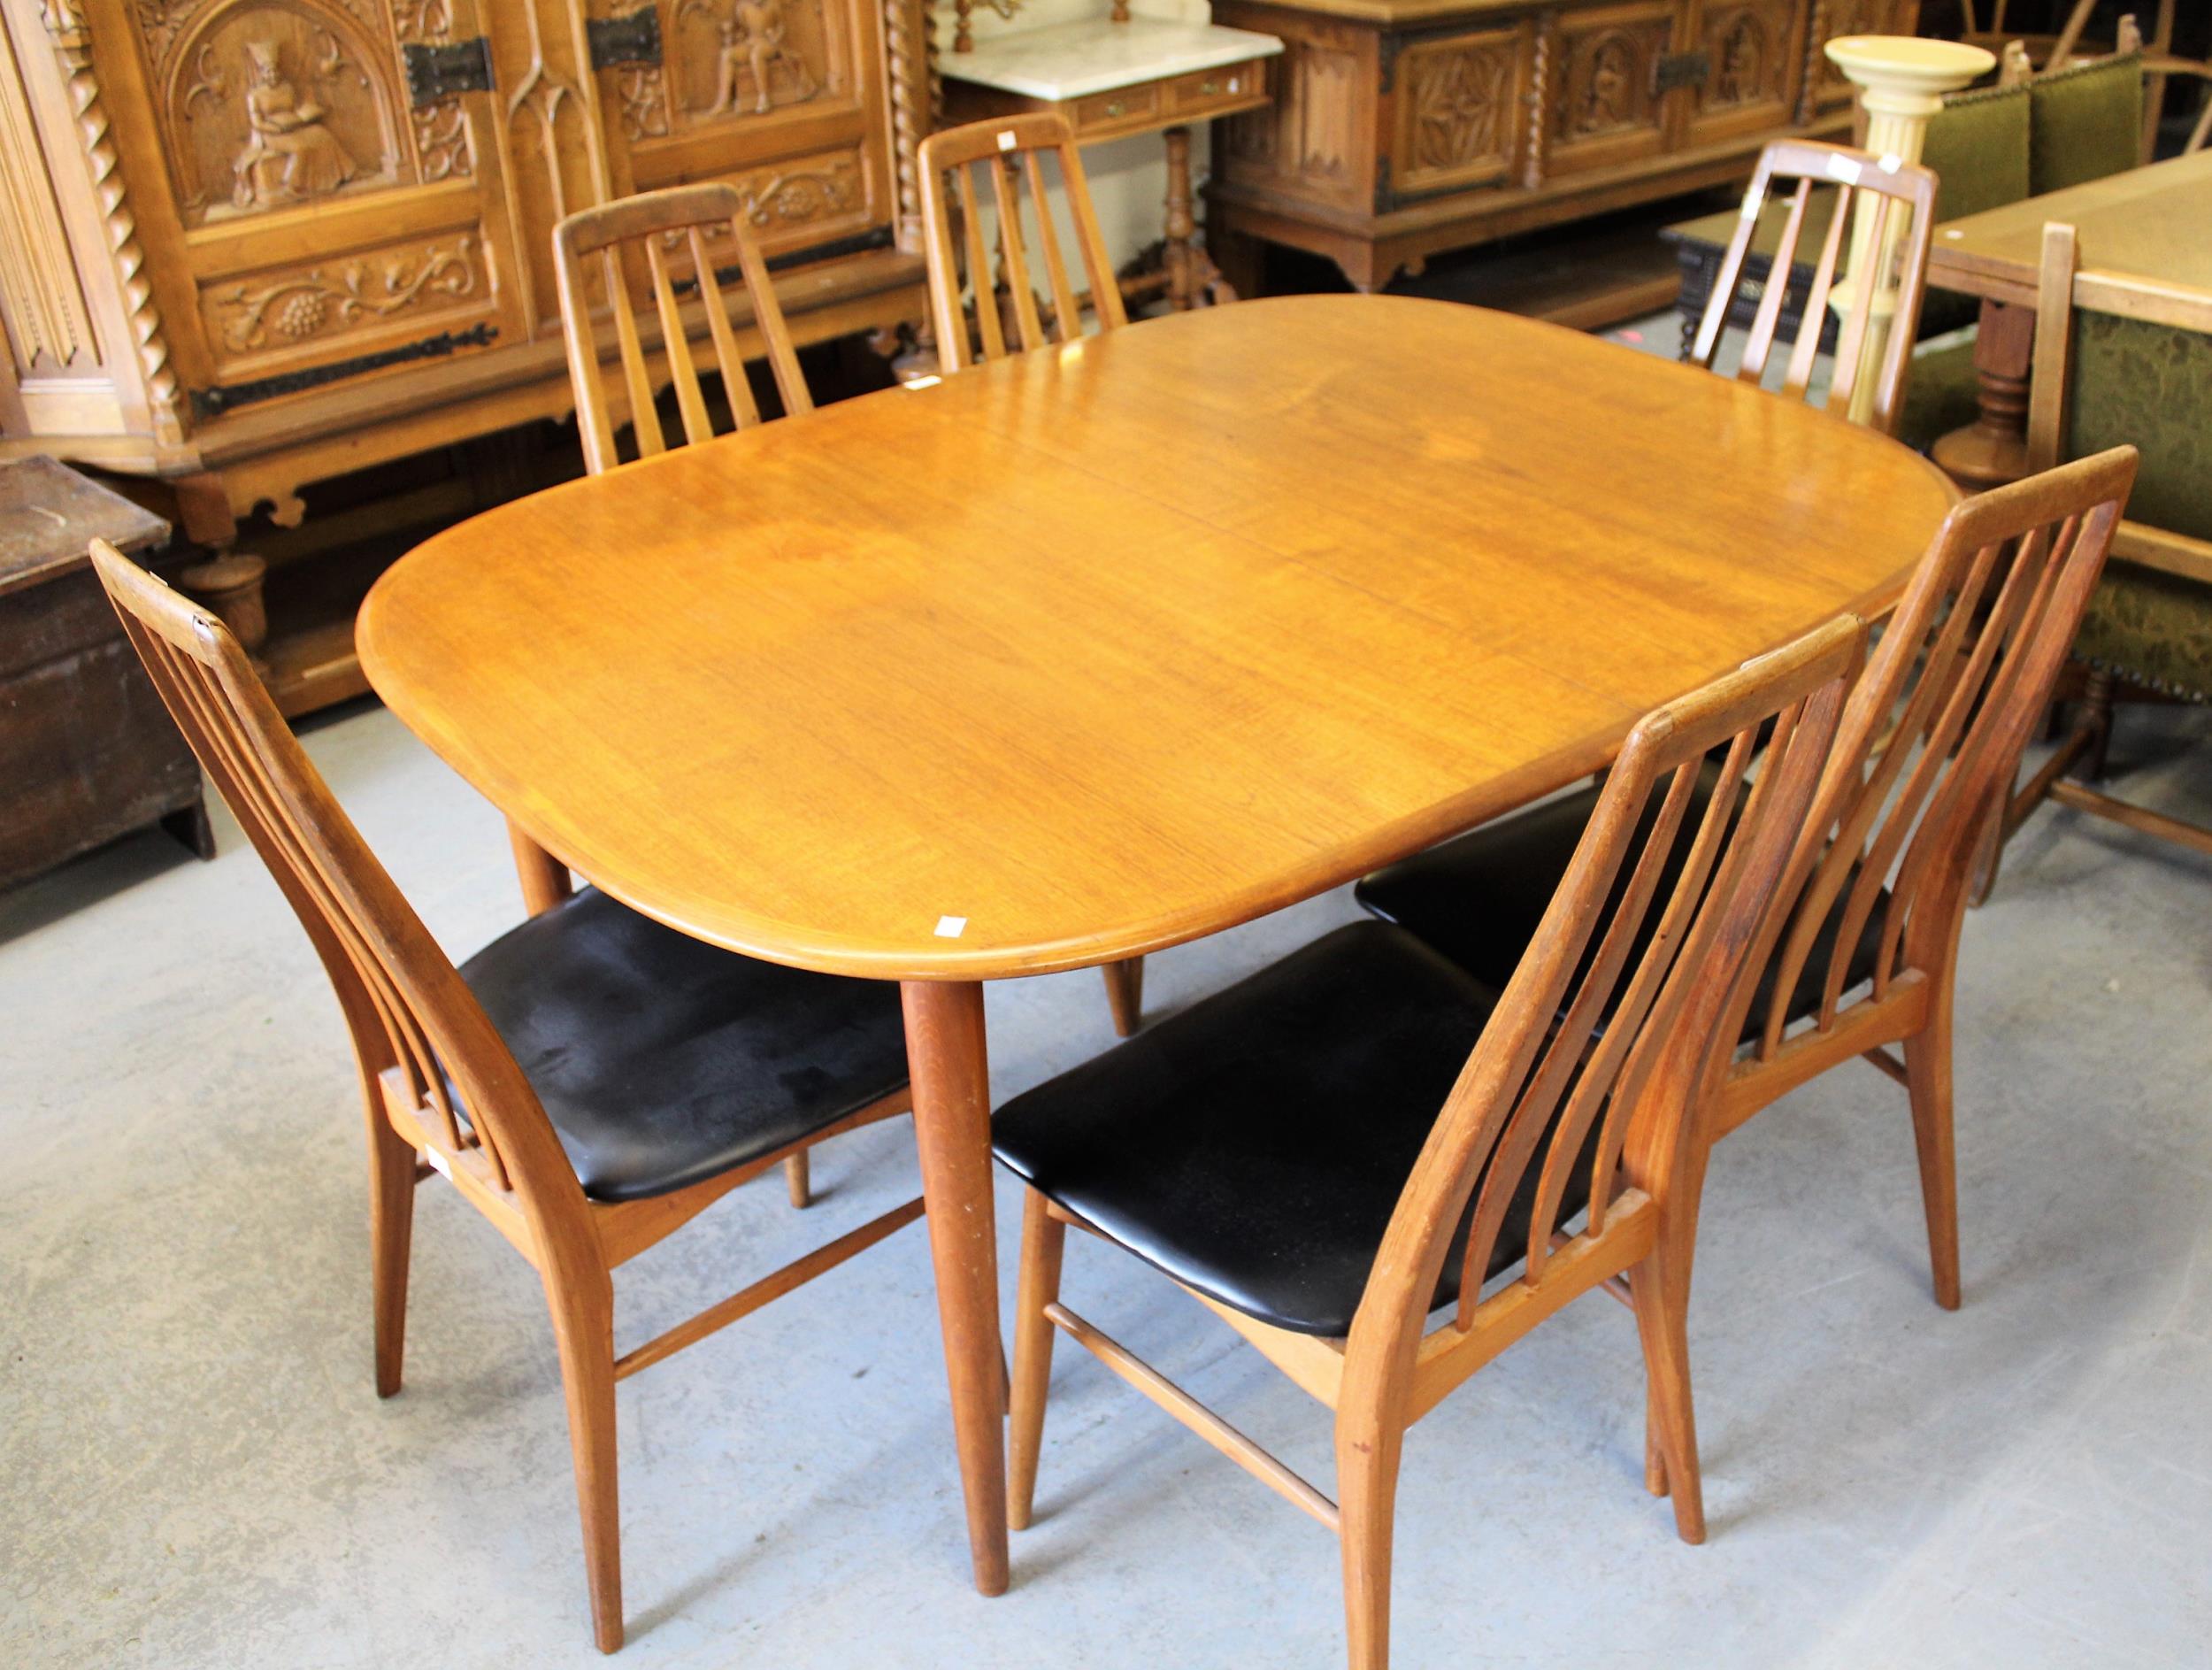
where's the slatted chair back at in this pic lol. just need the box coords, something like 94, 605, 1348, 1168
1747, 447, 2139, 1065
1688, 139, 1939, 435
918, 113, 1126, 372
88, 543, 582, 1230
1347, 616, 1859, 1384
553, 183, 813, 475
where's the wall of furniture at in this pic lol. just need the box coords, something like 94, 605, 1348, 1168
0, 0, 938, 532
1204, 0, 1924, 291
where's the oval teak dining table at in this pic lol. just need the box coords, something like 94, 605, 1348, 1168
358, 293, 1957, 1599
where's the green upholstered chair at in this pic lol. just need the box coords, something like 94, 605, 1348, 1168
2028, 48, 2146, 195
1999, 222, 2212, 867
1896, 77, 2033, 453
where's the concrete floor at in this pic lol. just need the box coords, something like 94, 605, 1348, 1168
5, 670, 2211, 1666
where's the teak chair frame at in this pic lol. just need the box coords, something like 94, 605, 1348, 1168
918, 112, 1128, 375
91, 545, 920, 1654
918, 112, 1144, 1036
1995, 223, 2212, 863
1008, 619, 1863, 1670
1709, 448, 2138, 1316
1688, 139, 1939, 437
540, 186, 836, 1207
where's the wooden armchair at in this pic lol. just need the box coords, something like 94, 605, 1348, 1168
1361, 450, 2139, 1313
917, 112, 1127, 373
1998, 222, 2212, 864
995, 617, 1861, 1670
1686, 140, 1939, 436
92, 545, 921, 1653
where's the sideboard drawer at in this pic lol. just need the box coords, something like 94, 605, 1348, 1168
1072, 83, 1163, 135
1166, 61, 1270, 119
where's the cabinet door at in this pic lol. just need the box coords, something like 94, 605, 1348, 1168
1383, 19, 1532, 205
1678, 0, 1808, 150
1538, 1, 1682, 180
590, 0, 895, 270
88, 0, 533, 428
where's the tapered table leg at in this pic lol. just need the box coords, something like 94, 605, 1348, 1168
901, 978, 1010, 1596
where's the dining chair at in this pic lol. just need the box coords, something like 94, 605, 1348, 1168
1686, 139, 1939, 436
1993, 222, 2212, 868
995, 615, 1863, 1670
540, 186, 835, 1203
1360, 447, 2139, 1316
91, 543, 920, 1654
918, 112, 1145, 1035
917, 112, 1128, 374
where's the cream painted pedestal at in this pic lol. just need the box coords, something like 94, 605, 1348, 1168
1823, 35, 1996, 424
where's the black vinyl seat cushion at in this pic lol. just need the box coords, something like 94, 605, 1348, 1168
993, 921, 1596, 1339
1356, 766, 1888, 1045
457, 888, 910, 1204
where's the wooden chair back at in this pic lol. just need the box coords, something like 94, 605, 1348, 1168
1345, 615, 1860, 1381
918, 113, 1126, 372
88, 543, 585, 1232
553, 183, 813, 475
1688, 139, 1939, 435
1745, 447, 2139, 1067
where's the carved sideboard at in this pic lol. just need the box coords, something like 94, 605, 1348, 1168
1205, 0, 1924, 292
0, 0, 937, 532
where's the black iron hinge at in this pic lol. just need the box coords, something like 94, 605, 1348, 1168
404, 38, 495, 107
1654, 50, 1711, 96
588, 6, 662, 70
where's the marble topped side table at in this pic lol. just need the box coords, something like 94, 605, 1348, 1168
941, 18, 1283, 311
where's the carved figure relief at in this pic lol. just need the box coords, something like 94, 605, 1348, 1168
1552, 19, 1667, 145
166, 5, 400, 223
233, 37, 357, 204
1409, 44, 1509, 173
1712, 16, 1763, 104
679, 0, 826, 117
211, 233, 479, 352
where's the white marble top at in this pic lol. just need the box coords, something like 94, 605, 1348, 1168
941, 19, 1284, 103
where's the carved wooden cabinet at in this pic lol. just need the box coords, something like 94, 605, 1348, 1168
1206, 0, 1923, 291
0, 0, 934, 527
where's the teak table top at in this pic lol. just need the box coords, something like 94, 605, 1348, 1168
1929, 150, 2212, 323
360, 296, 1953, 982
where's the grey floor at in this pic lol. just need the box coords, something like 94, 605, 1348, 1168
7, 686, 2210, 1668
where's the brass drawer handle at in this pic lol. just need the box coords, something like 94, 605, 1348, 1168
1200, 80, 1219, 96
1104, 98, 1125, 117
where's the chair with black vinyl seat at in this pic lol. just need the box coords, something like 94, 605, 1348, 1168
91, 543, 920, 1654
998, 616, 1863, 1670
1361, 450, 2139, 1316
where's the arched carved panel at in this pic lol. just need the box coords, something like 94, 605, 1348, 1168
1388, 24, 1528, 201
163, 2, 403, 223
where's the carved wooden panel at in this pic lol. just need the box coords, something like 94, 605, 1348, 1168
1216, 11, 1374, 214
1543, 1, 1678, 176
1386, 23, 1530, 201
0, 13, 97, 377
195, 227, 488, 373
599, 0, 889, 260
1682, 0, 1805, 146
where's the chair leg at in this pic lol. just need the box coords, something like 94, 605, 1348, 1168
1630, 1242, 1705, 1546
365, 1113, 416, 1399
2078, 666, 2116, 781
1008, 1188, 1067, 1532
784, 1151, 812, 1209
1644, 1401, 1669, 1498
1903, 983, 1962, 1312
1101, 958, 1145, 1036
1336, 1408, 1406, 1670
548, 1274, 624, 1653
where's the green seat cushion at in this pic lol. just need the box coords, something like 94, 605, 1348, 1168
1896, 334, 1984, 454
2069, 313, 2212, 544
1920, 83, 2032, 335
2075, 566, 2212, 702
2029, 52, 2145, 195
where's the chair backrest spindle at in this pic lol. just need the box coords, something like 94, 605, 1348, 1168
1689, 140, 1939, 435
919, 114, 1126, 372
554, 184, 813, 474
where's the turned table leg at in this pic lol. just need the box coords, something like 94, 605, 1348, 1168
1932, 298, 2036, 490
1163, 125, 1199, 312
900, 978, 1010, 1597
